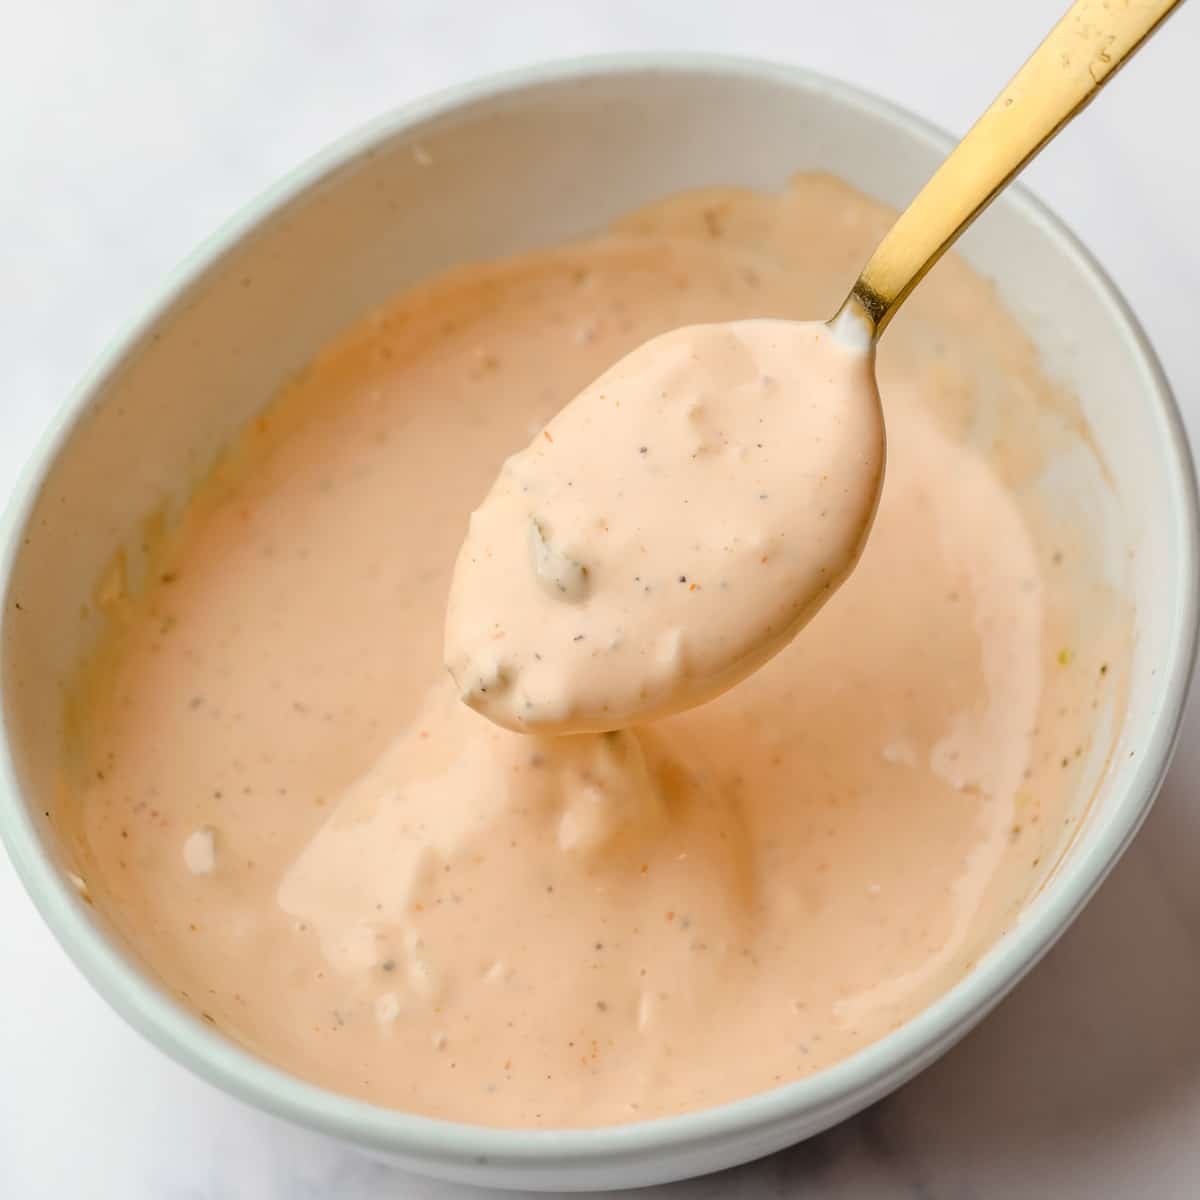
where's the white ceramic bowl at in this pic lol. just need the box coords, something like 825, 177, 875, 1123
1, 56, 1196, 1192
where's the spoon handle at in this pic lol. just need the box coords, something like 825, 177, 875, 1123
836, 0, 1183, 338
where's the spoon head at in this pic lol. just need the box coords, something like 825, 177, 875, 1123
444, 319, 885, 733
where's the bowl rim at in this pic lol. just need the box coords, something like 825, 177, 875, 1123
1, 52, 1197, 1174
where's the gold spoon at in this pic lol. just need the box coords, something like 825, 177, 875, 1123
446, 0, 1182, 735
832, 0, 1182, 341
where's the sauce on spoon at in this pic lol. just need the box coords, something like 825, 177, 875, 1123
444, 318, 884, 733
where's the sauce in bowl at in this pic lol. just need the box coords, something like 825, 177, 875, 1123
64, 174, 1125, 1127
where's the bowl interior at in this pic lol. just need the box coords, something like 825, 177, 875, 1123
1, 60, 1194, 1190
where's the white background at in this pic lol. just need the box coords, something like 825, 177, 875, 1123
3, 2, 1200, 1197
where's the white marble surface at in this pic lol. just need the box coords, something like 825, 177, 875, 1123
4, 2, 1200, 1196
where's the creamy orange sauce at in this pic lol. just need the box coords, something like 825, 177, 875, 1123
445, 319, 884, 732
66, 175, 1123, 1128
